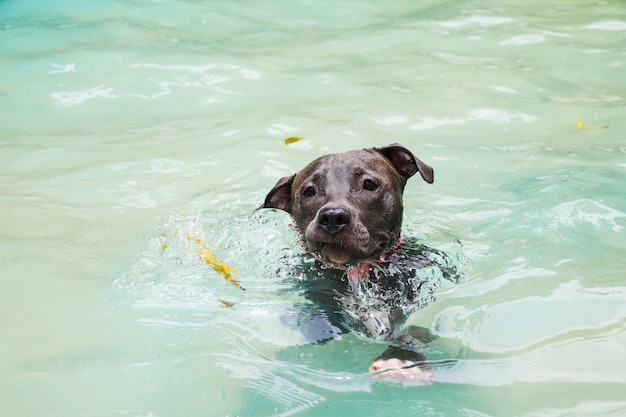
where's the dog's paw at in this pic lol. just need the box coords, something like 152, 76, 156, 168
369, 358, 435, 383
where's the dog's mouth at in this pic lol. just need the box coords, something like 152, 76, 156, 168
303, 219, 398, 266
319, 243, 353, 265
307, 238, 390, 266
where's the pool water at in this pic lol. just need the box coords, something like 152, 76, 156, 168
2, 0, 625, 415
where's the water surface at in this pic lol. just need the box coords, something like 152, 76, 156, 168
1, 0, 625, 416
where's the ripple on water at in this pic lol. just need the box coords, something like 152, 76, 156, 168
584, 21, 626, 31
500, 34, 546, 46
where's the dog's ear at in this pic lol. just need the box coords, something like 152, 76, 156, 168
377, 143, 434, 184
260, 174, 294, 212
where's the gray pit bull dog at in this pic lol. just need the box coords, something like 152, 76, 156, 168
263, 144, 433, 264
262, 144, 439, 382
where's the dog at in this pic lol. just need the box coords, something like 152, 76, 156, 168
261, 144, 457, 382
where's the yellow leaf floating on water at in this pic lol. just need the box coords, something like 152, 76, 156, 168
191, 238, 242, 289
284, 136, 304, 145
217, 299, 235, 308
576, 121, 608, 129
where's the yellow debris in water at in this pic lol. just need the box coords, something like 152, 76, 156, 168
217, 299, 235, 308
576, 121, 608, 129
191, 238, 242, 288
284, 136, 304, 145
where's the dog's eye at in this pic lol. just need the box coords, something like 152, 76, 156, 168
363, 179, 378, 191
303, 186, 316, 197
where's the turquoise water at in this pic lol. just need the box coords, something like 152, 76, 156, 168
2, 0, 626, 415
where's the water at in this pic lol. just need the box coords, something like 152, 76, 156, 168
1, 0, 625, 415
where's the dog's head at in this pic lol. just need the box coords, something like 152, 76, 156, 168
262, 144, 433, 265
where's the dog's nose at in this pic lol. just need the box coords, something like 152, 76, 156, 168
318, 207, 351, 234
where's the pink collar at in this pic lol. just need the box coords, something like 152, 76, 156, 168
305, 236, 405, 285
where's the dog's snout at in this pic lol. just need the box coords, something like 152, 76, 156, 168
318, 207, 351, 234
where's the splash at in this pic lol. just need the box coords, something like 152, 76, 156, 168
160, 213, 242, 289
